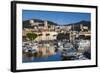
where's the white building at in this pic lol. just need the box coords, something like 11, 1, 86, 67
23, 19, 58, 41
35, 31, 58, 41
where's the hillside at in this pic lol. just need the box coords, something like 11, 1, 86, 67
23, 19, 58, 29
65, 21, 91, 31
23, 19, 91, 31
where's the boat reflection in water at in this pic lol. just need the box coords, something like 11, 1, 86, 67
22, 39, 91, 63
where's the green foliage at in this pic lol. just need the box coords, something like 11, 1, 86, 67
26, 32, 37, 41
57, 33, 70, 40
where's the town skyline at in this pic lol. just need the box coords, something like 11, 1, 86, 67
22, 10, 91, 25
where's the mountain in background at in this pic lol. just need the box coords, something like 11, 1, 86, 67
23, 19, 91, 31
23, 19, 58, 29
65, 21, 91, 31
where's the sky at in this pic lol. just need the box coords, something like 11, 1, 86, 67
22, 10, 91, 25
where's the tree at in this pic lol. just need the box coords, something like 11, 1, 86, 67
57, 33, 69, 41
26, 32, 37, 41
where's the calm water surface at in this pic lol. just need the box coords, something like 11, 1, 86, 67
23, 52, 62, 63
